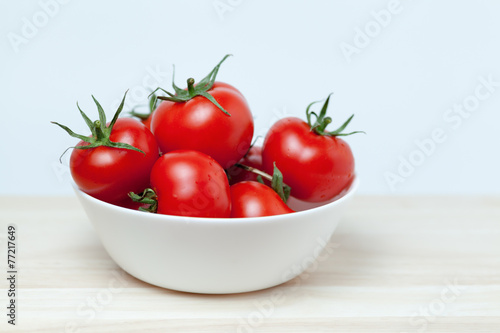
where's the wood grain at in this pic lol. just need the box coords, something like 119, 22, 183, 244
0, 196, 499, 332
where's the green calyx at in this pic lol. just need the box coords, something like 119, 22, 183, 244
129, 188, 158, 213
306, 93, 365, 136
51, 91, 145, 162
235, 162, 291, 203
129, 91, 159, 120
152, 54, 232, 116
270, 163, 291, 203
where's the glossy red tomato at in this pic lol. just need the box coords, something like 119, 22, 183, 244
262, 95, 358, 202
70, 117, 159, 204
150, 150, 231, 217
151, 81, 253, 169
227, 146, 263, 185
230, 181, 294, 218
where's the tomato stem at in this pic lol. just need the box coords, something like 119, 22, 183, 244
129, 188, 158, 213
187, 78, 196, 96
51, 91, 145, 162
154, 55, 233, 116
128, 90, 159, 120
235, 163, 272, 182
94, 121, 105, 141
306, 94, 365, 137
235, 163, 291, 203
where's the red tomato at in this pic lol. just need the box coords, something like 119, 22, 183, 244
150, 150, 231, 217
262, 95, 358, 202
227, 146, 263, 185
151, 81, 253, 169
70, 117, 159, 204
141, 115, 152, 129
230, 181, 294, 218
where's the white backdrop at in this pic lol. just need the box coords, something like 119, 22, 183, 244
1, 0, 499, 196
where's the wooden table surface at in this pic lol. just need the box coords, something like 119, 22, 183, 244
0, 195, 499, 333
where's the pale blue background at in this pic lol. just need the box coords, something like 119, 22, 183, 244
1, 0, 499, 195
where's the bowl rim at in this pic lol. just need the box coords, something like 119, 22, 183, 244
73, 176, 359, 225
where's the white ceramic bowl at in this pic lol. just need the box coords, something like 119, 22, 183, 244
73, 177, 359, 294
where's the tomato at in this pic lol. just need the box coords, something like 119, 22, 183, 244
71, 117, 159, 203
151, 55, 254, 169
227, 146, 263, 185
53, 93, 159, 205
230, 181, 294, 218
150, 150, 231, 217
262, 95, 360, 202
140, 115, 152, 129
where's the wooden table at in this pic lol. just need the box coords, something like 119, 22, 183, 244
1, 196, 499, 332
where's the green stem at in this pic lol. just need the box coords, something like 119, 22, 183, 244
306, 94, 364, 137
52, 91, 146, 159
94, 121, 105, 140
315, 117, 332, 133
235, 163, 273, 182
235, 163, 291, 203
129, 188, 158, 213
187, 78, 196, 96
152, 55, 232, 115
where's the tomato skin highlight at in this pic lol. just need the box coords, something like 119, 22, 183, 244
150, 82, 254, 169
150, 150, 231, 218
230, 181, 294, 218
262, 117, 354, 202
70, 118, 159, 204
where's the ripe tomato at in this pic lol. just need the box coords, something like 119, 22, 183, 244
139, 115, 152, 129
151, 55, 254, 169
227, 146, 263, 185
53, 93, 159, 205
230, 181, 294, 218
150, 150, 231, 217
71, 118, 159, 204
262, 95, 360, 202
